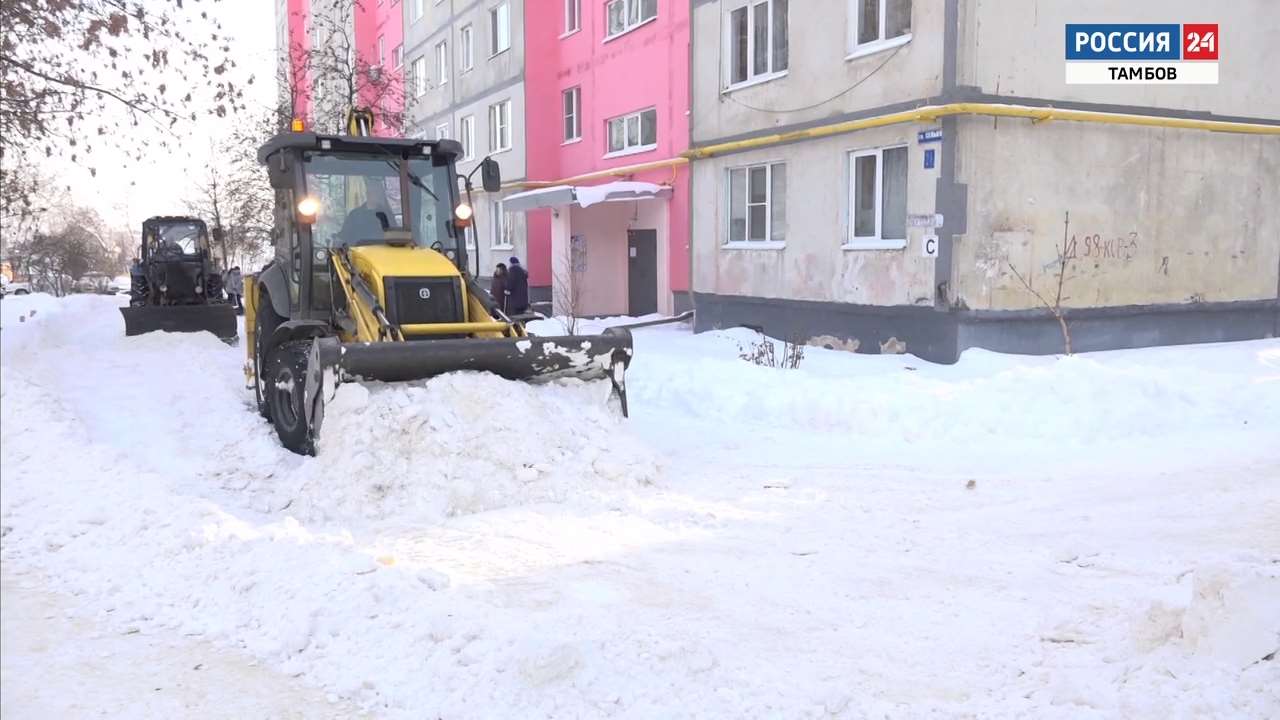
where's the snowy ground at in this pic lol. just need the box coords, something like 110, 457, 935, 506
2, 293, 1278, 718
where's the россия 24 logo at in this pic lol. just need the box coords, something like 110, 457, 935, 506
1064, 23, 1219, 84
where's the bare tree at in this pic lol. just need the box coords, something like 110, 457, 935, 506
8, 207, 118, 295
186, 108, 277, 270
1007, 211, 1074, 355
552, 235, 586, 334
303, 0, 406, 134
1, 1, 247, 210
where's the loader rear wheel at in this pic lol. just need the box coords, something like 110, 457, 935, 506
267, 341, 315, 456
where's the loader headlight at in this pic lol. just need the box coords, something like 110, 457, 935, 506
297, 196, 320, 221
160, 284, 168, 293
195, 284, 203, 293
453, 203, 473, 225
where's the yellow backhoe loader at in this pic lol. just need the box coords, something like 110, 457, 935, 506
244, 111, 632, 454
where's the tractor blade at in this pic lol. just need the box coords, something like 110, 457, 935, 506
120, 304, 238, 341
313, 327, 634, 415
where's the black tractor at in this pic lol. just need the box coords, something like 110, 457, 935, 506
120, 216, 237, 341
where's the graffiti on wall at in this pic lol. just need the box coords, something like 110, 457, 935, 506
1067, 232, 1139, 261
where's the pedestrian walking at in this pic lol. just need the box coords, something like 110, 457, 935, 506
225, 266, 244, 313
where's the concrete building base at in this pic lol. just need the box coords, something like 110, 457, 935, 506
693, 293, 1279, 364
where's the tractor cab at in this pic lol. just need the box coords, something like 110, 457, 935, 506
257, 130, 500, 321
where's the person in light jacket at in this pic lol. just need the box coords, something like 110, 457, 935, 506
505, 256, 529, 315
225, 266, 244, 312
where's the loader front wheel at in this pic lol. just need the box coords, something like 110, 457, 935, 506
253, 295, 283, 419
267, 341, 315, 456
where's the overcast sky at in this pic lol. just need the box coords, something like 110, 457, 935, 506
46, 0, 278, 232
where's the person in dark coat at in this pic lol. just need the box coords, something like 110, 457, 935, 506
505, 256, 529, 315
490, 262, 508, 313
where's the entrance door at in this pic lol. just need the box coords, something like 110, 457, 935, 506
627, 229, 658, 316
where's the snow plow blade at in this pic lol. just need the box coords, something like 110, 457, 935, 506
120, 305, 238, 341
302, 328, 634, 442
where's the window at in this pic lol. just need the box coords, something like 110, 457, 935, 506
605, 107, 656, 155
412, 56, 427, 96
848, 146, 907, 247
489, 100, 512, 152
435, 40, 449, 84
564, 0, 581, 35
605, 0, 657, 39
435, 121, 450, 140
562, 87, 581, 142
377, 35, 386, 65
491, 200, 511, 247
728, 0, 788, 86
460, 115, 476, 160
392, 44, 404, 68
460, 24, 475, 71
411, 0, 424, 22
490, 3, 511, 55
727, 163, 786, 245
849, 0, 911, 53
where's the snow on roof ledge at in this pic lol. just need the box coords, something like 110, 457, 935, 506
573, 181, 668, 208
503, 181, 670, 213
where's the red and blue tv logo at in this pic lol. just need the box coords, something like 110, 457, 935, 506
1065, 24, 1219, 84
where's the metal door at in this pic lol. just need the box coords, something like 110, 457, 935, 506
627, 230, 658, 316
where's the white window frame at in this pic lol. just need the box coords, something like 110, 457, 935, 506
604, 106, 657, 158
490, 2, 511, 56
392, 43, 404, 69
488, 100, 512, 153
411, 0, 424, 23
563, 0, 581, 37
412, 56, 428, 97
724, 0, 789, 91
460, 24, 475, 71
435, 121, 450, 140
490, 200, 512, 249
845, 145, 908, 250
377, 35, 386, 66
846, 0, 913, 60
562, 86, 581, 143
460, 115, 476, 160
723, 161, 786, 249
604, 0, 658, 41
435, 40, 449, 85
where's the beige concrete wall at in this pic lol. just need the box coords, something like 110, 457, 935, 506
552, 199, 671, 316
690, 0, 945, 144
691, 123, 941, 305
952, 117, 1280, 310
961, 0, 1280, 119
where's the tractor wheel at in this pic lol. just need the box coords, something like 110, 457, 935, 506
253, 293, 283, 419
266, 341, 315, 456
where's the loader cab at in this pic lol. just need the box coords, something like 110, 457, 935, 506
258, 132, 485, 319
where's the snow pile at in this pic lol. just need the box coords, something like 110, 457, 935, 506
623, 326, 1280, 462
1176, 561, 1280, 667
286, 373, 660, 523
4, 295, 1280, 719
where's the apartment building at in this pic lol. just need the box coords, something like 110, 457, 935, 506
354, 0, 405, 134
502, 0, 692, 315
403, 0, 526, 282
276, 0, 405, 134
689, 0, 1279, 361
274, 0, 311, 119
